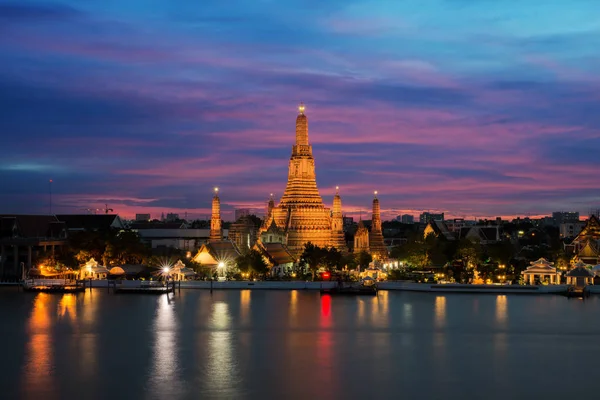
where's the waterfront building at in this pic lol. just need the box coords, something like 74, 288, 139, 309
192, 241, 240, 273
254, 241, 295, 276
79, 258, 109, 280
521, 258, 558, 285
0, 215, 67, 279
170, 260, 196, 281
566, 260, 594, 287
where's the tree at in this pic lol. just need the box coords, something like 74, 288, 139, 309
356, 251, 373, 269
236, 250, 269, 279
300, 242, 327, 280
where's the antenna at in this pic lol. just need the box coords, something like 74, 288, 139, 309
49, 179, 53, 215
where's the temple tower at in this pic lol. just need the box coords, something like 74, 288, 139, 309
368, 191, 388, 261
209, 187, 222, 242
330, 186, 347, 251
354, 218, 370, 253
270, 104, 333, 256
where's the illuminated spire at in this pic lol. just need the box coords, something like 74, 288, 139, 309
209, 187, 222, 241
295, 102, 308, 146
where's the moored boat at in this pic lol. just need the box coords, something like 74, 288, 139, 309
320, 283, 377, 296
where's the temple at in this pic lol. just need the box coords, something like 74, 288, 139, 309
209, 187, 222, 242
368, 191, 388, 261
204, 105, 392, 266
262, 104, 347, 256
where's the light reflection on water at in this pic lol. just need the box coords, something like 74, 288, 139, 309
496, 295, 508, 327
5, 289, 600, 399
204, 300, 240, 398
148, 295, 183, 399
435, 296, 446, 328
22, 293, 56, 399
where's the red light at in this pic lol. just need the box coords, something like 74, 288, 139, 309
322, 272, 330, 280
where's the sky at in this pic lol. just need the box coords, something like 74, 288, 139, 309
1, 0, 600, 221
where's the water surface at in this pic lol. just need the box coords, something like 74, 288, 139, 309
1, 288, 598, 399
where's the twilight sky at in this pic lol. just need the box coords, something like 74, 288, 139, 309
1, 0, 600, 221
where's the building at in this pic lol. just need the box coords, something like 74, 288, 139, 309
424, 220, 455, 241
565, 215, 600, 265
368, 192, 388, 261
235, 208, 251, 221
330, 187, 346, 251
209, 188, 222, 242
553, 211, 580, 225
521, 258, 558, 285
464, 226, 501, 245
566, 260, 594, 287
445, 218, 465, 232
354, 219, 370, 253
56, 214, 125, 232
228, 215, 259, 253
192, 241, 240, 276
258, 104, 347, 256
0, 215, 68, 278
165, 213, 180, 222
420, 212, 444, 224
400, 214, 414, 224
254, 241, 295, 276
135, 213, 151, 222
560, 222, 585, 238
134, 228, 229, 250
343, 216, 354, 228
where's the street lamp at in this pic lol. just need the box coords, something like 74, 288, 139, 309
218, 262, 225, 280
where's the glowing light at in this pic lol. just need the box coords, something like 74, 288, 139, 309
214, 187, 219, 193
218, 262, 225, 269
298, 103, 305, 113
162, 267, 170, 274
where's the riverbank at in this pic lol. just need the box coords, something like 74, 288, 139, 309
51, 279, 596, 294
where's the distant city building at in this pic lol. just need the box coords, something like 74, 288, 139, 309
445, 218, 465, 232
419, 212, 444, 224
235, 208, 251, 221
553, 211, 580, 225
166, 213, 180, 222
400, 214, 414, 224
560, 222, 586, 238
343, 216, 354, 228
135, 213, 151, 222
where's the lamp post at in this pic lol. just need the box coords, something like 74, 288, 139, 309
218, 262, 225, 281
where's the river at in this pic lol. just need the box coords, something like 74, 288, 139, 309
1, 288, 599, 399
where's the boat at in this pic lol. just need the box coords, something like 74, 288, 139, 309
22, 279, 85, 293
320, 283, 377, 296
564, 286, 590, 299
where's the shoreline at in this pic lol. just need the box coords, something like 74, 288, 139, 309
13, 279, 591, 295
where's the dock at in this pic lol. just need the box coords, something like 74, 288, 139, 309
111, 280, 177, 294
22, 279, 85, 293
